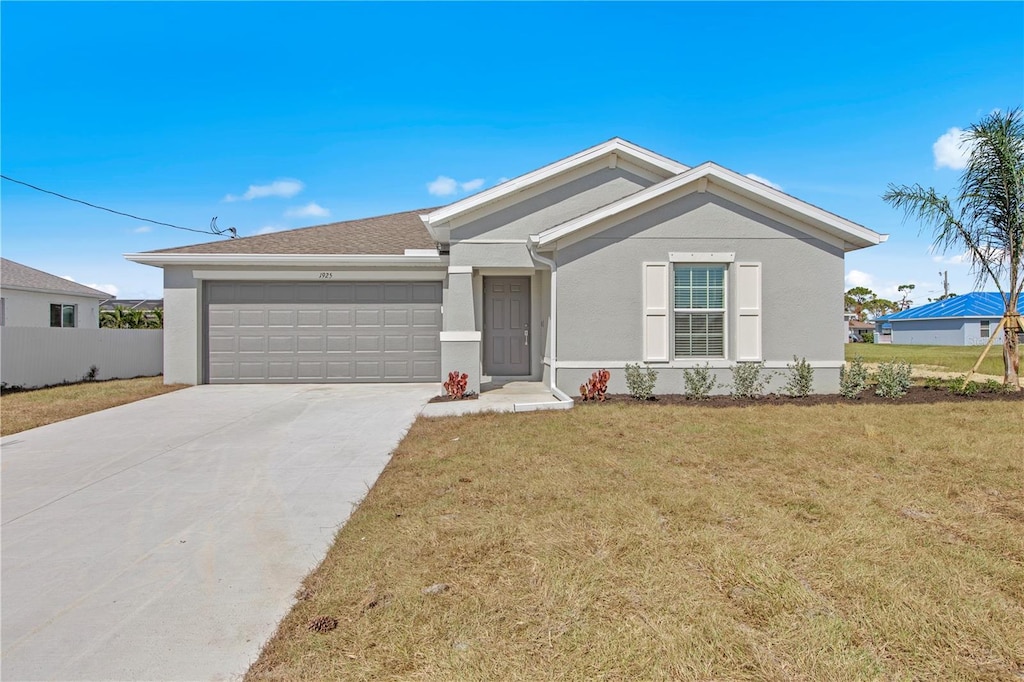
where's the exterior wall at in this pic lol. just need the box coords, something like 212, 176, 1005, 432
163, 266, 202, 384
0, 328, 163, 389
0, 289, 104, 328
552, 192, 846, 394
886, 317, 1003, 345
448, 165, 654, 242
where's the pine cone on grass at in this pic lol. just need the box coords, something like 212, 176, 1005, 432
307, 615, 338, 633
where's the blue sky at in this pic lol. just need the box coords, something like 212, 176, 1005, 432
2, 2, 1022, 302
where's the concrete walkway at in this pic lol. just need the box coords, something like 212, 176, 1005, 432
420, 381, 571, 417
1, 383, 436, 681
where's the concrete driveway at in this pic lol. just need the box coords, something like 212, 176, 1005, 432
1, 383, 437, 681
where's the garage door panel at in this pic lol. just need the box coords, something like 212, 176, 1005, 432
206, 281, 440, 383
355, 309, 380, 327
268, 336, 295, 353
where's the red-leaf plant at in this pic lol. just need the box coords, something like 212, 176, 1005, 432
579, 369, 610, 402
444, 371, 469, 400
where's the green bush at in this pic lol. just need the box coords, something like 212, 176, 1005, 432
874, 360, 913, 399
840, 357, 870, 399
682, 364, 719, 400
624, 363, 658, 401
783, 356, 814, 398
731, 361, 770, 398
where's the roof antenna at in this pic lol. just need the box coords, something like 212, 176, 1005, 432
210, 217, 238, 239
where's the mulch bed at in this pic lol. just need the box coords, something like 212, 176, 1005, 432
427, 393, 480, 404
576, 385, 1024, 408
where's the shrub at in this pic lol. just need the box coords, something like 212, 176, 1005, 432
874, 360, 912, 399
953, 378, 980, 396
580, 369, 610, 402
981, 378, 1011, 394
861, 330, 875, 343
783, 356, 814, 398
731, 361, 770, 398
624, 363, 658, 401
840, 356, 869, 399
682, 364, 719, 400
443, 371, 469, 399
83, 365, 99, 382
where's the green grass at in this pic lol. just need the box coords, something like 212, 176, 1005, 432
846, 343, 1011, 377
248, 402, 1024, 681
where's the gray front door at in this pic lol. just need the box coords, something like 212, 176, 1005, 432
483, 277, 530, 376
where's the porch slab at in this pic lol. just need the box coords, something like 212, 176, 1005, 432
420, 381, 572, 417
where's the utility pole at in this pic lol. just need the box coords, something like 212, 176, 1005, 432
939, 270, 950, 298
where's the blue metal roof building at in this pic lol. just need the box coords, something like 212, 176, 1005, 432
874, 292, 1013, 346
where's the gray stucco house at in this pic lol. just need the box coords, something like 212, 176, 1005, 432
127, 139, 886, 395
874, 292, 1012, 346
1, 258, 109, 328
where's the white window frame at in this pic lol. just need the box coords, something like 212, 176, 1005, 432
672, 263, 728, 360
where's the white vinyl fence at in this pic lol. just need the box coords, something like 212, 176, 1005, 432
1, 328, 163, 389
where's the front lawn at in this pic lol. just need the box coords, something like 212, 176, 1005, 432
0, 376, 187, 436
846, 342, 1011, 378
249, 402, 1024, 681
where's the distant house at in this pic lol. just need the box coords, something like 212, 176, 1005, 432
874, 292, 1012, 345
99, 298, 163, 312
0, 258, 109, 328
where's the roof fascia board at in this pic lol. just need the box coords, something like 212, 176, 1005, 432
424, 138, 687, 228
124, 253, 447, 268
536, 163, 885, 251
0, 284, 108, 299
879, 315, 1000, 322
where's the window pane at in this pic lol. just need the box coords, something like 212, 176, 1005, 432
674, 312, 724, 358
50, 304, 63, 327
63, 305, 76, 328
674, 265, 725, 311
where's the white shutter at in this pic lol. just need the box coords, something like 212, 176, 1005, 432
643, 263, 670, 362
735, 262, 762, 361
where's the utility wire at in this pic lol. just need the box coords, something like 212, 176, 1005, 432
0, 174, 235, 237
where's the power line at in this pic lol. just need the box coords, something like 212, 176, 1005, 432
0, 174, 236, 238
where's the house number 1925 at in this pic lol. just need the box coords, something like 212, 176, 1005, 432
318, 272, 333, 279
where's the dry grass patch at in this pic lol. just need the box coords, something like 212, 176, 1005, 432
0, 376, 186, 436
847, 343, 1010, 378
249, 402, 1024, 681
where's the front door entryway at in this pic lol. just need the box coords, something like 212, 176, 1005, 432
483, 277, 530, 376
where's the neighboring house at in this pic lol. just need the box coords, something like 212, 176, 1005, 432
100, 298, 163, 312
848, 319, 874, 342
874, 292, 1013, 346
127, 138, 886, 394
0, 258, 109, 328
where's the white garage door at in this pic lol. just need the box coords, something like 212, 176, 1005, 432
205, 281, 441, 383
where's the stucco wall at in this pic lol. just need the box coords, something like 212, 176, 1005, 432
552, 192, 845, 394
163, 266, 202, 384
0, 289, 103, 328
886, 317, 1004, 345
449, 165, 654, 243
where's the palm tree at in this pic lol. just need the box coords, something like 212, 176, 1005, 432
883, 108, 1023, 389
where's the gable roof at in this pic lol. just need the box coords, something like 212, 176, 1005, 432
1, 258, 110, 298
877, 292, 1011, 321
141, 208, 438, 256
534, 162, 886, 252
422, 138, 688, 229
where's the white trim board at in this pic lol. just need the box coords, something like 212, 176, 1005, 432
127, 253, 447, 267
191, 269, 446, 282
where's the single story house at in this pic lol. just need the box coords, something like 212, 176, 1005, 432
0, 258, 109, 328
127, 138, 886, 395
875, 292, 1013, 345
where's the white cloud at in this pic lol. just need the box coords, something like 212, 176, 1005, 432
933, 127, 975, 170
86, 283, 119, 296
460, 178, 485, 192
285, 202, 330, 218
496, 177, 510, 185
133, 226, 152, 234
255, 225, 284, 235
60, 275, 76, 282
932, 251, 969, 265
845, 270, 874, 289
224, 179, 304, 202
745, 173, 783, 191
427, 176, 459, 196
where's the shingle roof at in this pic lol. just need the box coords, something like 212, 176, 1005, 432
878, 292, 1011, 321
1, 258, 111, 298
148, 208, 439, 255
